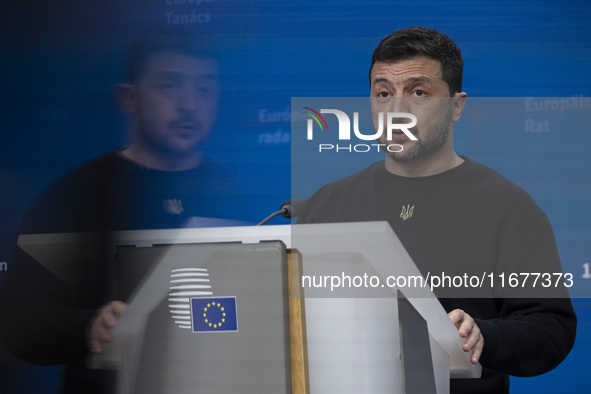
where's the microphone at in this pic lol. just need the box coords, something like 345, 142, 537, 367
279, 198, 306, 219
257, 199, 306, 226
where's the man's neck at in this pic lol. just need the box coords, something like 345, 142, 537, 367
384, 150, 464, 177
120, 146, 202, 171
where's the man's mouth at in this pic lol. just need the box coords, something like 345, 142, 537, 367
172, 122, 198, 130
170, 122, 202, 136
389, 128, 417, 142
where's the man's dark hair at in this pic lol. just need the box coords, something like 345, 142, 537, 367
128, 25, 218, 83
369, 26, 463, 95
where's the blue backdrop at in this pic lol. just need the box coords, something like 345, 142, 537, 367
0, 0, 589, 392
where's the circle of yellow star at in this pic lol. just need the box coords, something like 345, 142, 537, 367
202, 302, 226, 329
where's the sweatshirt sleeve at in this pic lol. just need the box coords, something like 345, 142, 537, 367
0, 246, 96, 365
0, 176, 109, 366
475, 213, 577, 376
475, 297, 576, 377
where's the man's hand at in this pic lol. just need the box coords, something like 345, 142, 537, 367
87, 301, 127, 355
448, 309, 484, 364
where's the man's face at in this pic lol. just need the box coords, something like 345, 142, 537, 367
125, 52, 220, 159
370, 57, 464, 162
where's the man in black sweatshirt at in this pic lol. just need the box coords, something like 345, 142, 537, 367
298, 26, 576, 393
0, 26, 240, 393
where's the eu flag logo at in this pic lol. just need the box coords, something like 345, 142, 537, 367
191, 297, 238, 332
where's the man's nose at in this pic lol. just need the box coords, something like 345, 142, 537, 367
389, 97, 411, 113
178, 87, 200, 111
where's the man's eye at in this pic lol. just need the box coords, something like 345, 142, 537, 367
412, 90, 426, 97
378, 91, 390, 97
196, 85, 218, 98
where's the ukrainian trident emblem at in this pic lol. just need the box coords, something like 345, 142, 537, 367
163, 198, 184, 215
400, 204, 414, 221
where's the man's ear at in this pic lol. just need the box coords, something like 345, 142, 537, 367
118, 84, 137, 114
451, 92, 467, 123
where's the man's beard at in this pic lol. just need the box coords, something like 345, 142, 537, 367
384, 107, 453, 162
140, 121, 207, 160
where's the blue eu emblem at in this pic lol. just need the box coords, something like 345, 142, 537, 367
191, 297, 238, 332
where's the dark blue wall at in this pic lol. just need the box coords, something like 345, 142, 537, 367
1, 1, 589, 392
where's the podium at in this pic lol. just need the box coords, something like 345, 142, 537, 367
18, 221, 480, 393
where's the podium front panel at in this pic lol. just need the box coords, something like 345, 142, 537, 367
116, 241, 291, 394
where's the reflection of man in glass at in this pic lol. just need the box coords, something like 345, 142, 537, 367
0, 26, 235, 393
120, 39, 219, 171
299, 27, 576, 393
